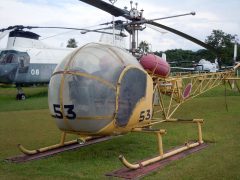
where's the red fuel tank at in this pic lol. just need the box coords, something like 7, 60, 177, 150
139, 54, 170, 78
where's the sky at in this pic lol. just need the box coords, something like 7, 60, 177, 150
0, 0, 239, 51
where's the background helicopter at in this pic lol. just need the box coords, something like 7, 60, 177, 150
171, 58, 219, 72
195, 58, 219, 72
0, 26, 73, 100
0, 25, 126, 100
14, 0, 240, 172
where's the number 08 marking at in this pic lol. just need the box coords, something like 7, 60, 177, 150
31, 69, 40, 76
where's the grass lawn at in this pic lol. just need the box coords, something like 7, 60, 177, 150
0, 85, 48, 112
0, 85, 239, 179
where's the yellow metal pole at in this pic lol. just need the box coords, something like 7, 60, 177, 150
197, 122, 203, 144
166, 81, 176, 118
157, 132, 163, 156
18, 139, 78, 155
60, 132, 66, 145
60, 132, 66, 146
202, 75, 214, 92
119, 141, 200, 169
158, 85, 167, 119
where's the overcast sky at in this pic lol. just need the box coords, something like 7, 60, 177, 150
0, 0, 239, 51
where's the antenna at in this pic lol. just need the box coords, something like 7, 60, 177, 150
109, 0, 117, 45
233, 35, 238, 65
130, 1, 133, 9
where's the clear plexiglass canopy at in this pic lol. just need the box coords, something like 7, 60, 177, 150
48, 43, 146, 134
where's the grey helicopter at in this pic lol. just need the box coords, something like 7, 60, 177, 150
0, 24, 126, 100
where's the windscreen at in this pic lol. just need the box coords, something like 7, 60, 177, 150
0, 50, 29, 65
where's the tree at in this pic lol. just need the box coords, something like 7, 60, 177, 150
154, 30, 239, 67
205, 30, 238, 65
155, 49, 196, 63
67, 38, 78, 48
138, 41, 150, 53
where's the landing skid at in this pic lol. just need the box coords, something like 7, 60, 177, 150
119, 119, 204, 169
16, 85, 26, 100
106, 143, 208, 179
6, 133, 116, 163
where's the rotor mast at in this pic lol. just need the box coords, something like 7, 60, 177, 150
125, 1, 196, 56
78, 0, 216, 57
126, 1, 145, 55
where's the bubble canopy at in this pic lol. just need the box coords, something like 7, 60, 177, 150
48, 43, 148, 134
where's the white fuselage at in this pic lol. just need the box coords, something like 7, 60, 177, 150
0, 34, 75, 84
7, 36, 74, 64
195, 59, 218, 72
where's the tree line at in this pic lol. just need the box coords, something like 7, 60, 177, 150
67, 29, 239, 66
149, 30, 239, 66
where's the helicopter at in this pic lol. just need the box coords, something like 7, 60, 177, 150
0, 25, 126, 100
0, 27, 74, 100
195, 58, 219, 72
171, 58, 219, 72
16, 0, 240, 171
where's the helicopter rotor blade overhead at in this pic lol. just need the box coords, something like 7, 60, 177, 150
24, 26, 109, 31
146, 24, 167, 34
0, 25, 23, 32
0, 25, 125, 37
0, 21, 113, 33
77, 0, 218, 56
30, 26, 127, 36
146, 21, 219, 56
79, 0, 130, 19
1, 1, 218, 56
0, 25, 90, 32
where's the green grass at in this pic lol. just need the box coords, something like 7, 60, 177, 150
0, 85, 48, 112
0, 85, 240, 179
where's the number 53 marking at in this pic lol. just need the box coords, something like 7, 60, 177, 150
139, 109, 151, 122
53, 104, 76, 120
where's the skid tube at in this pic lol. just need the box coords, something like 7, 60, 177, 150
18, 132, 91, 155
119, 119, 204, 169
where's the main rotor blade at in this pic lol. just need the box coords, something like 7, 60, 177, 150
79, 0, 130, 19
0, 22, 110, 33
0, 25, 21, 32
28, 26, 112, 31
146, 24, 167, 34
147, 21, 219, 56
0, 25, 89, 32
81, 29, 126, 37
25, 26, 96, 31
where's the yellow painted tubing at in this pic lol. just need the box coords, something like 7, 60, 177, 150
119, 142, 201, 169
234, 63, 240, 70
18, 139, 78, 155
